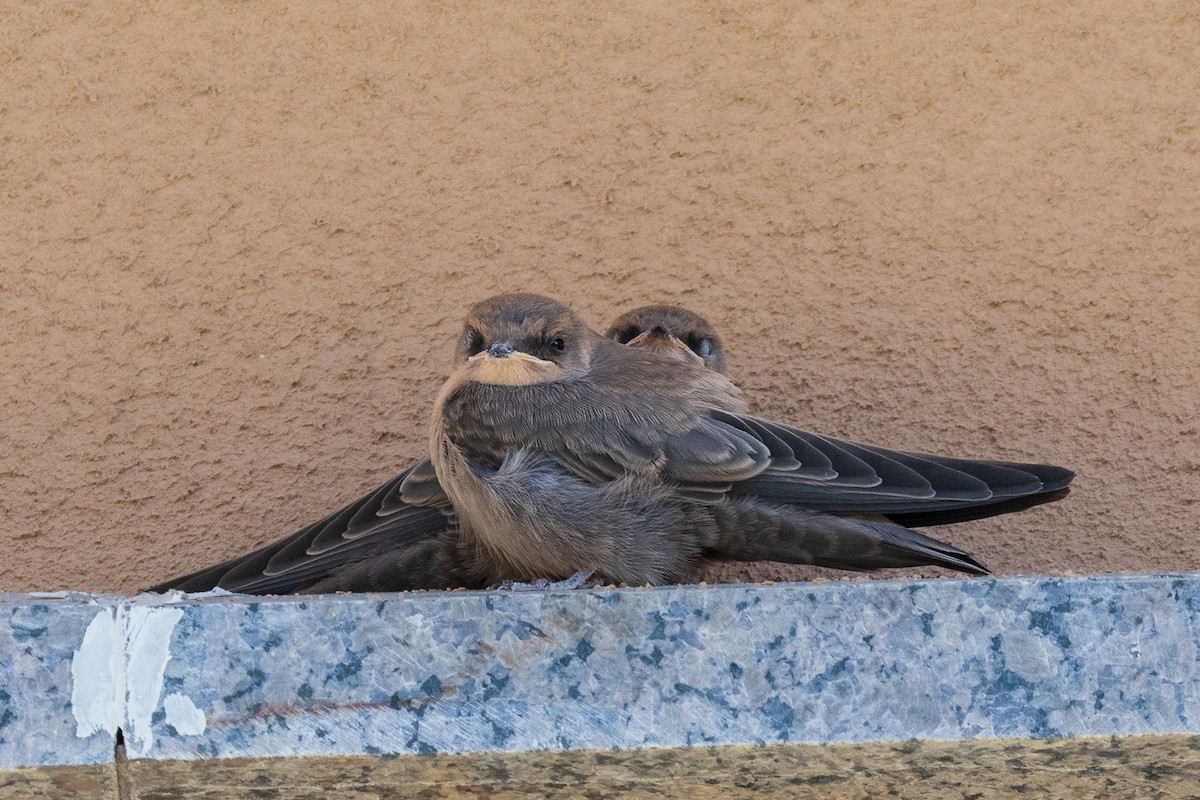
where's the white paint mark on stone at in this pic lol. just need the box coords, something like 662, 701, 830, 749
124, 605, 184, 757
70, 608, 122, 738
162, 692, 207, 736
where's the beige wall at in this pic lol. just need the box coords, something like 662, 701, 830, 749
2, 1, 1197, 594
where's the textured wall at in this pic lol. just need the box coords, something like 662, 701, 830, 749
1, 1, 1197, 594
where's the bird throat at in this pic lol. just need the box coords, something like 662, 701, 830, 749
468, 352, 563, 386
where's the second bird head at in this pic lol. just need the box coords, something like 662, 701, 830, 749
605, 304, 727, 374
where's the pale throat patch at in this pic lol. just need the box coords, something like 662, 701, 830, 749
468, 351, 563, 385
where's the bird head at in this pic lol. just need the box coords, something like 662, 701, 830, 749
456, 293, 596, 385
604, 305, 727, 374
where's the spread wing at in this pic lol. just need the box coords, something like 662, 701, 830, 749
147, 460, 454, 595
713, 412, 1074, 525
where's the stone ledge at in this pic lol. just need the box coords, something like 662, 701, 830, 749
1, 575, 1198, 778
130, 575, 1200, 761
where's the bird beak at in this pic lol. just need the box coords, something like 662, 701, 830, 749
626, 328, 702, 363
626, 324, 675, 347
468, 343, 553, 365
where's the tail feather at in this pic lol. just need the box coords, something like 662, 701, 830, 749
709, 497, 989, 576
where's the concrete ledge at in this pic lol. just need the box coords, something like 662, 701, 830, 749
111, 734, 1200, 799
2, 575, 1199, 795
4, 735, 1200, 799
0, 763, 115, 800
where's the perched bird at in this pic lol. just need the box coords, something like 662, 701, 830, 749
150, 295, 1072, 593
148, 304, 730, 594
413, 293, 1072, 586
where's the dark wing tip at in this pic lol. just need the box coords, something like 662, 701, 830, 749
886, 486, 1071, 528
1031, 464, 1075, 492
950, 552, 991, 576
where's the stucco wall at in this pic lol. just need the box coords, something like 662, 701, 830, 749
1, 1, 1196, 594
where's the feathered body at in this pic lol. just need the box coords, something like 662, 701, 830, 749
150, 295, 1072, 594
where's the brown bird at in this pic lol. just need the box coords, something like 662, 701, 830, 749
150, 295, 1073, 593
147, 304, 730, 594
408, 293, 1071, 586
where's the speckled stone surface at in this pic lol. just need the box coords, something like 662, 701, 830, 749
2, 574, 1199, 787
132, 574, 1200, 761
0, 594, 120, 769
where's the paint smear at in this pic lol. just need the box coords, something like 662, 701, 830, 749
163, 691, 207, 735
70, 608, 122, 738
124, 605, 184, 757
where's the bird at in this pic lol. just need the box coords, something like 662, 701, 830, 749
147, 304, 732, 594
149, 295, 1073, 593
414, 293, 1072, 587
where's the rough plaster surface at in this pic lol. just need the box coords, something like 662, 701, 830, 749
1, 1, 1197, 593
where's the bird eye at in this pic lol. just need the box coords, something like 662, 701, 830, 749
686, 334, 713, 358
464, 329, 485, 355
615, 326, 639, 344
550, 337, 566, 352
